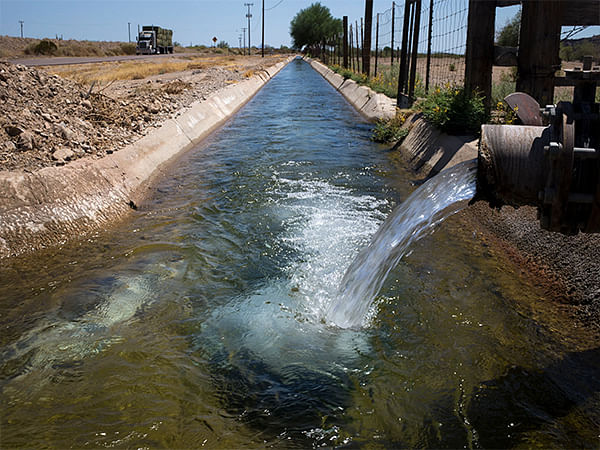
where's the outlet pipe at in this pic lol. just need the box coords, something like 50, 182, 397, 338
476, 109, 600, 234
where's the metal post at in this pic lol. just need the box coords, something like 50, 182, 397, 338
350, 23, 354, 71
425, 0, 434, 93
343, 16, 349, 69
375, 12, 379, 76
19, 20, 24, 38
261, 0, 264, 57
128, 22, 131, 42
391, 1, 395, 65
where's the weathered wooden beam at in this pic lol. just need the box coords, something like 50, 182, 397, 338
494, 46, 518, 66
465, 0, 496, 111
562, 0, 600, 26
496, 0, 520, 7
516, 0, 562, 106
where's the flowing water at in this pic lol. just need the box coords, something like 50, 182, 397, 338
327, 160, 477, 329
1, 59, 599, 448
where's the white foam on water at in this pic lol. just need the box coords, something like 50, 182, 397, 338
326, 159, 478, 329
200, 170, 389, 372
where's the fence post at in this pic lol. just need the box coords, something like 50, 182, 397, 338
355, 20, 361, 71
343, 16, 349, 69
425, 0, 434, 93
398, 0, 412, 106
350, 23, 354, 71
408, 0, 422, 100
516, 0, 562, 106
391, 1, 395, 65
465, 0, 495, 112
375, 12, 380, 76
363, 0, 374, 76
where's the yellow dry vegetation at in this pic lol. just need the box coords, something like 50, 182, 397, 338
46, 55, 251, 85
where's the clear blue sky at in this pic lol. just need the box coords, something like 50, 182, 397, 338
0, 0, 598, 49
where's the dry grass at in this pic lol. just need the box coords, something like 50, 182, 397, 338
47, 54, 285, 85
47, 56, 236, 84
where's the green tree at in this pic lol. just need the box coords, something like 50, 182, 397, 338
289, 2, 341, 52
496, 9, 521, 47
217, 40, 229, 49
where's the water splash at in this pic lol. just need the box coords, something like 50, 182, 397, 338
326, 159, 478, 329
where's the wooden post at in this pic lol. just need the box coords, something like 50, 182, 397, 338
516, 0, 563, 106
343, 16, 349, 69
375, 12, 379, 76
408, 0, 422, 100
350, 23, 354, 71
390, 1, 395, 65
355, 20, 361, 71
363, 0, 374, 76
397, 0, 412, 104
464, 0, 495, 112
425, 0, 434, 93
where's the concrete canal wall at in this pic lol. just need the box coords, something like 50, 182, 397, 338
305, 58, 477, 178
0, 56, 295, 259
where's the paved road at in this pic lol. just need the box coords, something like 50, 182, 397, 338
8, 52, 198, 67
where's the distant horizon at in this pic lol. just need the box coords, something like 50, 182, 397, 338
1, 1, 598, 49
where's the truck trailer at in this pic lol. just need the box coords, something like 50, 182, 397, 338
136, 26, 173, 55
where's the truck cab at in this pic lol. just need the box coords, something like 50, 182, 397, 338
136, 30, 155, 55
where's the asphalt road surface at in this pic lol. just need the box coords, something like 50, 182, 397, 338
8, 52, 198, 67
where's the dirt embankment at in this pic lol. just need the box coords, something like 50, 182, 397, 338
0, 54, 292, 259
0, 56, 286, 172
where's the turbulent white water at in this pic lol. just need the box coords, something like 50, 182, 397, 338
326, 159, 478, 329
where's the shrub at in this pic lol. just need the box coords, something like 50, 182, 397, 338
119, 43, 136, 55
25, 39, 58, 55
371, 112, 409, 143
417, 84, 487, 135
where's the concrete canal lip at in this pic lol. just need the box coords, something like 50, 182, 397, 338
0, 56, 295, 259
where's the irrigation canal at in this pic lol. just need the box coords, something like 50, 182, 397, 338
1, 58, 599, 448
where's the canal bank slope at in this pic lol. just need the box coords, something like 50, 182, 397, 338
0, 56, 295, 259
308, 58, 600, 336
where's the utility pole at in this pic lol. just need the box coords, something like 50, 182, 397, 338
128, 22, 131, 42
261, 0, 265, 57
242, 27, 247, 55
245, 3, 253, 55
239, 34, 243, 52
19, 20, 24, 38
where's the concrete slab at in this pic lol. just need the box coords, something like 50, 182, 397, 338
0, 56, 296, 259
307, 58, 396, 122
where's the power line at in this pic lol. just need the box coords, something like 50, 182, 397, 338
265, 0, 284, 11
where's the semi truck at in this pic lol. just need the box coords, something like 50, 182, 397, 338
136, 26, 173, 55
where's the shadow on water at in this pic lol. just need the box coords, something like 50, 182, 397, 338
209, 347, 353, 444
468, 347, 600, 448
